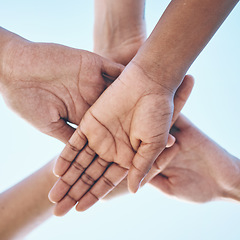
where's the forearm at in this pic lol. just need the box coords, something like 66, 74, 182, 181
0, 27, 28, 92
94, 0, 146, 64
133, 0, 239, 90
0, 159, 57, 239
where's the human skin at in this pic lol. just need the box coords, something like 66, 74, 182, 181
150, 115, 240, 203
0, 27, 123, 143
94, 0, 146, 65
49, 74, 194, 216
51, 0, 238, 213
0, 160, 57, 239
105, 115, 240, 203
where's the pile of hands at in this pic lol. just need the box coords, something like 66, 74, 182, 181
1, 6, 239, 216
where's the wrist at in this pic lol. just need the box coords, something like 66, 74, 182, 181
94, 0, 146, 65
0, 28, 29, 93
131, 52, 184, 93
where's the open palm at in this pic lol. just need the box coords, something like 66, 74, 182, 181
49, 68, 194, 216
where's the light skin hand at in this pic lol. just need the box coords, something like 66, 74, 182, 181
150, 115, 240, 203
49, 74, 194, 216
94, 0, 146, 65
0, 28, 123, 143
60, 0, 239, 204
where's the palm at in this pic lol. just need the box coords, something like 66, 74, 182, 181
49, 63, 193, 216
151, 115, 240, 203
81, 68, 173, 169
3, 42, 122, 143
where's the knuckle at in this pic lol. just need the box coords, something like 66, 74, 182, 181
59, 155, 71, 163
102, 175, 115, 188
76, 127, 87, 142
97, 158, 109, 168
72, 161, 85, 172
67, 192, 78, 202
67, 141, 80, 153
81, 173, 96, 186
84, 146, 95, 157
88, 191, 99, 200
60, 178, 71, 187
132, 161, 149, 175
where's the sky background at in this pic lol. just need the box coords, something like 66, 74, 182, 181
1, 1, 240, 239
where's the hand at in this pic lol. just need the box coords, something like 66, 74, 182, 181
49, 71, 194, 216
150, 115, 240, 203
1, 38, 123, 143
94, 0, 146, 65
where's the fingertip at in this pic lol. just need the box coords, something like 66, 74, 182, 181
75, 204, 86, 212
127, 175, 141, 194
166, 134, 176, 148
53, 156, 70, 177
48, 190, 56, 204
48, 178, 70, 203
53, 196, 76, 216
53, 205, 67, 217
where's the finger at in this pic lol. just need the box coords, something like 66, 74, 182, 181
128, 141, 165, 193
49, 145, 97, 203
149, 173, 172, 195
140, 143, 179, 187
53, 195, 77, 216
46, 119, 75, 144
172, 75, 194, 125
103, 177, 128, 200
53, 127, 87, 177
76, 163, 128, 212
173, 114, 193, 130
101, 57, 124, 81
166, 134, 176, 148
66, 157, 110, 203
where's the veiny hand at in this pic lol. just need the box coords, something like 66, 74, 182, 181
49, 71, 194, 216
1, 39, 123, 143
150, 114, 240, 203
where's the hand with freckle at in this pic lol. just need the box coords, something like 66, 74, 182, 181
48, 67, 194, 216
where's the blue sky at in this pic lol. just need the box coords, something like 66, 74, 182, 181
1, 1, 240, 240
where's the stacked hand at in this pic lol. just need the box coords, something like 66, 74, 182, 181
49, 70, 194, 215
102, 114, 240, 203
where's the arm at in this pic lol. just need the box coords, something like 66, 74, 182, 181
0, 160, 57, 239
51, 0, 238, 213
94, 0, 146, 65
0, 27, 123, 143
134, 0, 239, 90
149, 115, 240, 203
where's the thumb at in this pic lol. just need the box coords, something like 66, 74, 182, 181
101, 57, 124, 84
172, 75, 194, 126
128, 141, 166, 193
